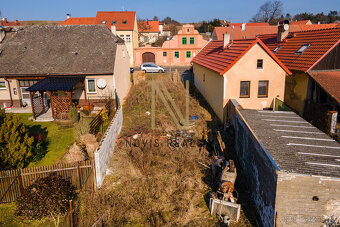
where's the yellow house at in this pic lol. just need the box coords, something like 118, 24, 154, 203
192, 34, 291, 123
60, 11, 139, 66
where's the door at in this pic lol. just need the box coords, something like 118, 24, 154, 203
20, 87, 31, 106
142, 52, 155, 63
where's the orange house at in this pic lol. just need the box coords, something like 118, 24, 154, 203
134, 24, 208, 67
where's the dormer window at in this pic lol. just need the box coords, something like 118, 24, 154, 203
101, 20, 106, 24
122, 20, 127, 24
296, 44, 310, 55
273, 45, 282, 53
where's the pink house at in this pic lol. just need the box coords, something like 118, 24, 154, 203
134, 24, 208, 67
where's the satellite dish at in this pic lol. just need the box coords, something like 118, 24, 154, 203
97, 79, 107, 89
283, 24, 289, 31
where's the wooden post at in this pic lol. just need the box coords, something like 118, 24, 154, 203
29, 91, 36, 120
47, 91, 55, 119
77, 162, 82, 189
19, 169, 24, 195
69, 200, 73, 227
83, 80, 87, 105
40, 91, 45, 113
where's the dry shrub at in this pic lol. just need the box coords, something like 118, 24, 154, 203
64, 143, 86, 163
79, 134, 98, 158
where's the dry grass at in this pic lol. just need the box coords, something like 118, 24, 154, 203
74, 74, 253, 226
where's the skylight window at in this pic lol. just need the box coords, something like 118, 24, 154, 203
101, 20, 106, 24
122, 20, 127, 24
296, 44, 310, 55
112, 20, 116, 24
273, 45, 282, 53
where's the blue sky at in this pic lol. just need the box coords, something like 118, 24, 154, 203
0, 0, 339, 23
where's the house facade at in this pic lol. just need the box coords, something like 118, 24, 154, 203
134, 24, 208, 67
192, 35, 291, 122
60, 11, 138, 66
0, 25, 131, 119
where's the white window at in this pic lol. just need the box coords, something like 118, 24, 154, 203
0, 81, 6, 89
87, 79, 96, 93
126, 35, 131, 43
296, 44, 310, 55
120, 35, 125, 41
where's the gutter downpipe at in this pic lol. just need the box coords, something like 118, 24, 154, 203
4, 78, 13, 107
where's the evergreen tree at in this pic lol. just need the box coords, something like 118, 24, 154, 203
0, 114, 34, 169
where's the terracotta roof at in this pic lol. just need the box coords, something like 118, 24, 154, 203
259, 27, 340, 72
213, 24, 340, 41
0, 19, 22, 26
290, 20, 312, 25
192, 38, 291, 75
59, 11, 136, 31
59, 17, 95, 25
94, 11, 136, 30
138, 20, 159, 33
231, 22, 270, 27
309, 71, 340, 103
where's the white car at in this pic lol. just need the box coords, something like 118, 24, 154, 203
140, 63, 165, 73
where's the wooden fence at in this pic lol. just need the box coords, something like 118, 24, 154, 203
89, 99, 117, 135
0, 160, 93, 204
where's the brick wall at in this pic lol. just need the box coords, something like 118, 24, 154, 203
275, 172, 340, 226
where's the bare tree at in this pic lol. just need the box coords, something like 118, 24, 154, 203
251, 1, 283, 24
153, 16, 159, 21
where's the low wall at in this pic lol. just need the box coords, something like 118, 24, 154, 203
94, 106, 123, 188
227, 100, 279, 227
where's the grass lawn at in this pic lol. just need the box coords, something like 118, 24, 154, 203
17, 113, 75, 166
0, 203, 63, 227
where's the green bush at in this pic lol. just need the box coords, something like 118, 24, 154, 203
0, 108, 5, 125
74, 117, 91, 139
0, 114, 34, 169
16, 173, 77, 220
68, 105, 79, 123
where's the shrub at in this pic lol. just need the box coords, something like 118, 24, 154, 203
0, 108, 5, 125
68, 105, 79, 123
0, 114, 34, 169
16, 173, 77, 220
74, 117, 91, 139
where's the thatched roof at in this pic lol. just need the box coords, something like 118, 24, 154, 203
0, 25, 122, 76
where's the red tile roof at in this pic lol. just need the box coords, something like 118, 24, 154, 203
259, 27, 340, 72
0, 19, 22, 26
138, 20, 159, 33
231, 23, 270, 27
290, 20, 312, 25
95, 11, 136, 30
59, 11, 136, 31
213, 24, 340, 41
192, 38, 291, 75
59, 17, 95, 25
309, 71, 340, 103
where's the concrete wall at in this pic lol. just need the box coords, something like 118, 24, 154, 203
114, 44, 131, 102
284, 72, 309, 115
94, 106, 123, 188
193, 63, 224, 121
275, 172, 340, 226
224, 43, 286, 111
228, 100, 279, 227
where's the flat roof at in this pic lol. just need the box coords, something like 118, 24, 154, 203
239, 109, 340, 178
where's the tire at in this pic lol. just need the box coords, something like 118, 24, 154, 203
158, 70, 163, 73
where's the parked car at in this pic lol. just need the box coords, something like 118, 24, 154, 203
130, 67, 134, 73
140, 63, 165, 73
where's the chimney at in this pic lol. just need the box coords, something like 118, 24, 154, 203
223, 33, 230, 47
14, 20, 18, 24
66, 14, 71, 19
277, 20, 289, 42
241, 23, 246, 31
2, 18, 7, 23
111, 25, 117, 35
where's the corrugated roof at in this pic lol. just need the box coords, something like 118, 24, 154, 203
138, 20, 159, 33
192, 38, 291, 75
309, 71, 340, 103
259, 27, 340, 72
0, 25, 121, 75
